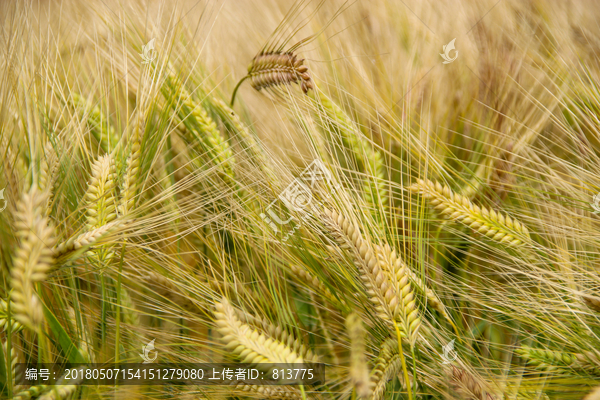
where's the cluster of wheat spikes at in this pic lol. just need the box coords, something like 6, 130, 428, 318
2, 0, 600, 399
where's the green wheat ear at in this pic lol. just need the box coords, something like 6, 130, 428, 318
316, 92, 388, 223
409, 179, 531, 246
167, 74, 235, 183
71, 93, 120, 153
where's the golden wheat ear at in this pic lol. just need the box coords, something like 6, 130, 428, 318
231, 46, 314, 106
409, 179, 531, 247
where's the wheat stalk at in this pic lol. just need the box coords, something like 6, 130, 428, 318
231, 47, 314, 105
214, 298, 311, 365
409, 179, 531, 246
10, 185, 56, 331
345, 313, 370, 399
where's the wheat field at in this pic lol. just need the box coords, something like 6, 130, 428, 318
1, 0, 600, 399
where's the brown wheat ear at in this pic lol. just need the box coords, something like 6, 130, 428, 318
231, 48, 313, 105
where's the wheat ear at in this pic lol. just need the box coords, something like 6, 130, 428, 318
211, 96, 277, 181
53, 220, 126, 257
142, 271, 197, 312
345, 314, 370, 399
38, 383, 78, 400
289, 264, 346, 308
72, 93, 119, 153
13, 385, 48, 400
517, 345, 600, 374
375, 244, 421, 345
449, 365, 497, 400
584, 295, 600, 313
234, 384, 304, 399
584, 386, 600, 400
85, 155, 117, 230
409, 179, 530, 246
233, 307, 319, 363
516, 345, 576, 370
3, 340, 20, 388
10, 185, 56, 331
369, 338, 403, 400
120, 287, 140, 327
120, 109, 144, 216
0, 299, 22, 332
214, 298, 310, 365
39, 141, 58, 212
375, 247, 456, 334
39, 366, 85, 400
317, 92, 388, 220
168, 76, 235, 181
231, 49, 314, 105
322, 208, 421, 343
